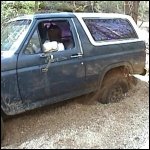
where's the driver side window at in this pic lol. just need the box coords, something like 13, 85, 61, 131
38, 20, 75, 51
24, 29, 41, 55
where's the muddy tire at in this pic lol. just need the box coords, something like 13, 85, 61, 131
1, 116, 4, 141
99, 70, 130, 104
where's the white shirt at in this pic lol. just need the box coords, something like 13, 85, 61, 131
43, 41, 65, 52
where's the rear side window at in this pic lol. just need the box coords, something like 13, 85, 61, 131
83, 18, 138, 41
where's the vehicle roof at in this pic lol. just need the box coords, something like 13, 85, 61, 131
9, 12, 75, 21
75, 12, 131, 19
10, 12, 132, 21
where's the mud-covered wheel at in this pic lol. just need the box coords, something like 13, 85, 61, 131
99, 70, 130, 104
1, 116, 4, 141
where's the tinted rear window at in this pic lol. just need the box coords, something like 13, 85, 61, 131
83, 18, 138, 41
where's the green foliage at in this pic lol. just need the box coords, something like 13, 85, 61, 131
96, 1, 124, 13
43, 2, 74, 12
54, 2, 75, 12
1, 1, 35, 27
41, 2, 86, 13
138, 1, 149, 21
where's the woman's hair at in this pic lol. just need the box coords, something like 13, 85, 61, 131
47, 24, 62, 42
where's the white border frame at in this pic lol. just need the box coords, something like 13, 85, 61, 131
74, 13, 143, 46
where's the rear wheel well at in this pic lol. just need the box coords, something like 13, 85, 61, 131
98, 66, 136, 104
105, 66, 131, 76
100, 66, 132, 88
99, 69, 130, 104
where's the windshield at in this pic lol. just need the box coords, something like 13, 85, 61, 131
1, 19, 32, 51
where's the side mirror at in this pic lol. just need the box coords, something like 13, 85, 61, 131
43, 41, 58, 53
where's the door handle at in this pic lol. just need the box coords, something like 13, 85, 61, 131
41, 68, 48, 72
39, 53, 54, 59
39, 53, 48, 58
71, 53, 83, 58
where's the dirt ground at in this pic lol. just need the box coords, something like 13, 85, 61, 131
1, 73, 149, 149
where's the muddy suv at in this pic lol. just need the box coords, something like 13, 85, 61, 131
1, 12, 147, 139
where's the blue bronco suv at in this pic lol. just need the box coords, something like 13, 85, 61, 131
1, 12, 147, 139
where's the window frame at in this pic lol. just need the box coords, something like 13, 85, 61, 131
83, 18, 138, 42
20, 17, 82, 56
77, 16, 141, 46
37, 18, 77, 53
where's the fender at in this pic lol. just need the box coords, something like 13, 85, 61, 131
98, 61, 134, 88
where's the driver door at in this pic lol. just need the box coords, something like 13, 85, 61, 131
17, 18, 86, 105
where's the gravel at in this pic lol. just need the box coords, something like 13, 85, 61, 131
1, 74, 149, 149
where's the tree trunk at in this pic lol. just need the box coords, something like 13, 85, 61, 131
124, 1, 140, 24
124, 1, 131, 15
73, 1, 76, 7
132, 1, 140, 24
35, 1, 38, 12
